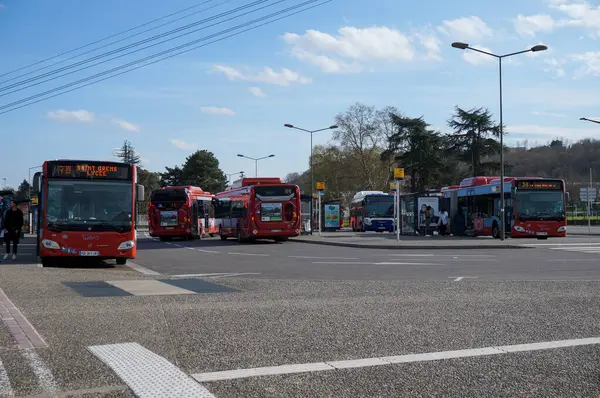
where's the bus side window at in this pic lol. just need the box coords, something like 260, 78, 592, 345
231, 201, 244, 218
214, 199, 231, 218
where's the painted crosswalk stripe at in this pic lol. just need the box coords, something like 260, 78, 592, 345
192, 336, 600, 382
126, 262, 160, 275
89, 342, 214, 397
22, 349, 58, 394
0, 356, 13, 397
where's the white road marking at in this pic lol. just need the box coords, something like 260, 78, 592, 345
22, 348, 58, 394
374, 262, 441, 266
386, 254, 495, 258
197, 249, 219, 254
288, 256, 359, 260
126, 262, 161, 276
0, 357, 13, 397
106, 280, 195, 296
449, 276, 478, 282
185, 247, 196, 250
173, 244, 182, 247
227, 252, 269, 257
207, 272, 261, 278
547, 259, 599, 262
312, 262, 375, 265
522, 242, 600, 247
191, 336, 600, 382
169, 273, 261, 278
89, 342, 214, 397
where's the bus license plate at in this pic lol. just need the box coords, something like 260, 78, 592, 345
271, 229, 281, 232
536, 232, 548, 236
80, 251, 99, 256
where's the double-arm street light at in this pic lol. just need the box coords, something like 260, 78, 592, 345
284, 123, 338, 234
237, 154, 274, 177
580, 117, 600, 125
451, 42, 548, 241
226, 171, 244, 185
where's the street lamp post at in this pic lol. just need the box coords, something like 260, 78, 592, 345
580, 117, 600, 125
237, 154, 274, 177
226, 171, 244, 186
451, 42, 548, 241
284, 124, 338, 235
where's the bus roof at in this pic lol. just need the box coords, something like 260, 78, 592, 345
48, 159, 131, 166
228, 177, 283, 190
351, 191, 393, 202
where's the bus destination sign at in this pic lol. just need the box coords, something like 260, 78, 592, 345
517, 180, 562, 190
49, 162, 130, 180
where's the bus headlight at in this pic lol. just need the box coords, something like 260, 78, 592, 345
557, 226, 567, 232
118, 240, 135, 250
41, 239, 60, 249
514, 225, 525, 232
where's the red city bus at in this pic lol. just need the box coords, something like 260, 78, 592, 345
441, 176, 567, 238
148, 186, 217, 240
32, 160, 144, 267
213, 177, 301, 242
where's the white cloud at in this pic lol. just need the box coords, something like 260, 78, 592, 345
111, 118, 140, 132
47, 109, 95, 123
544, 57, 567, 77
571, 51, 600, 78
550, 1, 600, 36
514, 14, 557, 36
282, 26, 441, 73
531, 111, 567, 117
461, 45, 495, 65
249, 87, 266, 97
170, 139, 197, 150
437, 16, 493, 41
200, 106, 235, 116
212, 65, 311, 86
507, 124, 600, 141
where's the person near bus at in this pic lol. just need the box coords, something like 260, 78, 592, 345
438, 207, 449, 236
3, 200, 23, 260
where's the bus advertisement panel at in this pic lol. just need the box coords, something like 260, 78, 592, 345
350, 191, 395, 232
214, 178, 301, 242
148, 186, 217, 240
441, 176, 566, 238
33, 160, 144, 266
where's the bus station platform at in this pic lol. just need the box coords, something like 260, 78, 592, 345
291, 231, 531, 250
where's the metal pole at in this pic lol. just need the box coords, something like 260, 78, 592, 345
318, 193, 322, 236
310, 132, 314, 235
589, 167, 592, 234
499, 56, 505, 241
396, 180, 400, 241
255, 160, 258, 178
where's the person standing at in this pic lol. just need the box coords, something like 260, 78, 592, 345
3, 200, 23, 260
438, 207, 449, 236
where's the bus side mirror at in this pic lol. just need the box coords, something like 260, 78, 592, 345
136, 184, 145, 201
32, 172, 42, 192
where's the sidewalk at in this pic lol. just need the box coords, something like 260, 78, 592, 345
567, 225, 600, 235
291, 232, 527, 250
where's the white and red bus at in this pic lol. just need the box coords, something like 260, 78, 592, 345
32, 160, 144, 266
441, 176, 567, 238
148, 186, 217, 240
213, 177, 301, 242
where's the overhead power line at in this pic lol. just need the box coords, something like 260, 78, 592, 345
0, 0, 331, 116
0, 0, 222, 80
0, 0, 271, 94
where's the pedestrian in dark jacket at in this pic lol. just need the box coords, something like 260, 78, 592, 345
3, 200, 23, 260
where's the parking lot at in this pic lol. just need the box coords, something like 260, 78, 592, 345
1, 234, 600, 397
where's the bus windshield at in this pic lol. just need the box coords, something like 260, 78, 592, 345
150, 189, 187, 210
254, 185, 296, 201
46, 180, 133, 232
365, 196, 394, 218
516, 190, 565, 221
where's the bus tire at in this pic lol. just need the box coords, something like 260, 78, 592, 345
219, 227, 227, 240
41, 257, 54, 267
116, 258, 127, 265
492, 222, 500, 239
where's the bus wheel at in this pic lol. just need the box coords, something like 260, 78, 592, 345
41, 257, 54, 267
219, 227, 227, 240
492, 222, 500, 239
116, 258, 127, 265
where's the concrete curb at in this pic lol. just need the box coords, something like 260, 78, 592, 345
290, 238, 528, 250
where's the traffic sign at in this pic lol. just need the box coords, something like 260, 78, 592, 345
394, 168, 404, 180
580, 187, 597, 202
316, 181, 325, 191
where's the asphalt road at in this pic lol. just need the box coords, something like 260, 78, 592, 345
0, 234, 599, 397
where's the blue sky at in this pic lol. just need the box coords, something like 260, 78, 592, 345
1, 0, 600, 188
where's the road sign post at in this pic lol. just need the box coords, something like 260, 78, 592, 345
316, 181, 325, 236
393, 168, 404, 242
